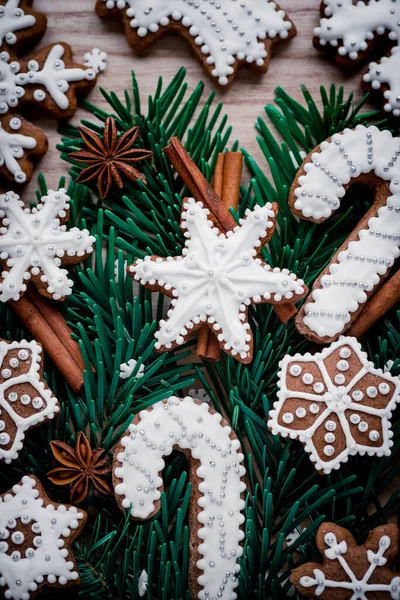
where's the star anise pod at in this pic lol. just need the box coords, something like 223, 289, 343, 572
69, 116, 153, 199
47, 432, 111, 504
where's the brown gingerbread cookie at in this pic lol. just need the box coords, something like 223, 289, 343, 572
288, 125, 400, 344
313, 0, 400, 118
95, 0, 296, 88
0, 0, 47, 55
0, 114, 47, 186
112, 395, 246, 600
291, 522, 400, 599
0, 188, 95, 302
0, 475, 87, 600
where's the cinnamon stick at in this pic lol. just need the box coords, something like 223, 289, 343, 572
347, 270, 400, 338
10, 293, 85, 393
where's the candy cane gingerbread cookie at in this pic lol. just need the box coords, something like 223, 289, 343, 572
113, 396, 246, 600
95, 0, 296, 88
289, 125, 400, 344
314, 0, 400, 118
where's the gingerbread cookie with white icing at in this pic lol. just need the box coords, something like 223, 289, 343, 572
0, 114, 47, 185
0, 0, 47, 55
291, 522, 400, 599
95, 0, 296, 88
268, 337, 400, 475
314, 0, 400, 118
0, 188, 96, 302
113, 396, 246, 600
0, 475, 87, 600
289, 125, 400, 344
0, 338, 59, 463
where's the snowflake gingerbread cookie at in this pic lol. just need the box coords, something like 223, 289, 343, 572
95, 0, 296, 88
128, 198, 306, 363
113, 396, 246, 600
0, 188, 95, 302
291, 522, 400, 600
0, 338, 58, 463
313, 0, 400, 117
0, 0, 47, 54
0, 475, 87, 600
0, 115, 47, 184
268, 337, 400, 474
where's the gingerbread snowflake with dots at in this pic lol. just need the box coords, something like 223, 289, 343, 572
291, 522, 400, 600
268, 337, 400, 474
0, 475, 86, 600
0, 188, 95, 302
0, 338, 58, 463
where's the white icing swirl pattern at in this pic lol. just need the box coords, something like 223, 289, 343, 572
0, 45, 96, 115
0, 475, 85, 600
0, 116, 36, 183
0, 339, 59, 463
314, 0, 400, 117
0, 0, 36, 47
292, 125, 400, 340
129, 198, 305, 361
268, 337, 400, 474
0, 188, 95, 302
300, 531, 400, 599
114, 396, 246, 600
100, 0, 293, 85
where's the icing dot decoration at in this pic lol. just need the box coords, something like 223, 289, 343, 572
291, 522, 400, 599
290, 125, 400, 342
0, 475, 86, 600
268, 336, 400, 474
0, 339, 59, 463
113, 396, 246, 600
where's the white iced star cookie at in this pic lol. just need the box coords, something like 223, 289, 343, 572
291, 522, 400, 600
289, 125, 400, 343
0, 339, 59, 463
0, 42, 97, 119
95, 0, 296, 87
0, 0, 47, 53
0, 115, 47, 184
0, 475, 86, 600
313, 0, 400, 118
268, 336, 400, 474
0, 188, 95, 302
128, 198, 306, 363
113, 396, 246, 600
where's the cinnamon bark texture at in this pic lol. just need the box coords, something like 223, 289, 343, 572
10, 286, 86, 393
164, 138, 298, 361
348, 270, 400, 338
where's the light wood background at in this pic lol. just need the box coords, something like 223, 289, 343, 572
25, 0, 370, 196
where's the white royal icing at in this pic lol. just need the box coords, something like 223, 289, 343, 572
114, 396, 246, 600
0, 339, 58, 463
188, 388, 211, 404
83, 47, 108, 74
129, 199, 305, 361
101, 0, 293, 85
0, 0, 36, 47
0, 188, 95, 302
0, 116, 36, 183
268, 337, 400, 474
138, 570, 148, 597
364, 46, 400, 118
0, 45, 96, 115
119, 359, 145, 380
292, 125, 400, 340
314, 0, 400, 117
0, 475, 85, 600
300, 531, 400, 599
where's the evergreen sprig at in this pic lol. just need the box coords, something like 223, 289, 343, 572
1, 70, 399, 599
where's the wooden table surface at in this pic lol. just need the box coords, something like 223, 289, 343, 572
24, 0, 370, 196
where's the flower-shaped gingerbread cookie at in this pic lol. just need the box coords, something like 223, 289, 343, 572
0, 339, 58, 463
291, 522, 400, 599
268, 337, 400, 474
